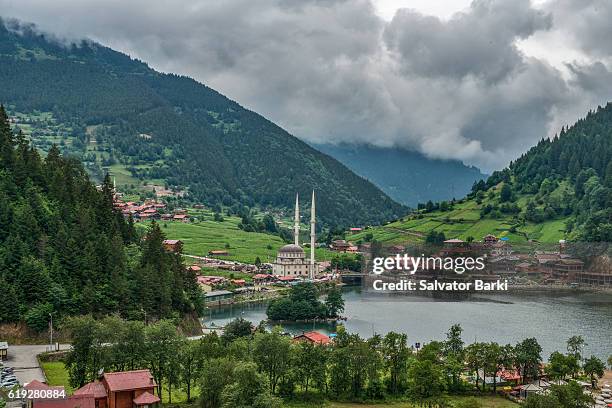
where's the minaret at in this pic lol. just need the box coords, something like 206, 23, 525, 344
310, 190, 316, 280
293, 193, 300, 246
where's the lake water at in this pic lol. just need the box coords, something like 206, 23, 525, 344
204, 287, 612, 360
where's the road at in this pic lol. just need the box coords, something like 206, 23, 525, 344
2, 344, 69, 386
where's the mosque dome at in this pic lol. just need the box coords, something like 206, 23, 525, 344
278, 244, 305, 254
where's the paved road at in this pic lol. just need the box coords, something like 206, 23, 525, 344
2, 344, 69, 386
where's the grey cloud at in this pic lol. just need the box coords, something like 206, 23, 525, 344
383, 0, 552, 82
549, 0, 612, 58
0, 0, 611, 172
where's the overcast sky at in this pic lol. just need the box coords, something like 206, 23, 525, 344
1, 0, 611, 172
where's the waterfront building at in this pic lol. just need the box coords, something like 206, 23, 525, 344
272, 192, 319, 279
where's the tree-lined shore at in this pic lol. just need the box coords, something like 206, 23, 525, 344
47, 315, 611, 408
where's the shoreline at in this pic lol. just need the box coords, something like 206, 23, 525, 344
508, 284, 612, 294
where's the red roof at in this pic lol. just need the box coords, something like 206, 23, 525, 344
253, 274, 271, 279
133, 392, 160, 405
25, 380, 65, 393
278, 276, 298, 281
74, 382, 107, 399
294, 331, 331, 345
103, 370, 156, 392
35, 395, 95, 408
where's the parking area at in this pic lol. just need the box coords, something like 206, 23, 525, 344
1, 344, 69, 386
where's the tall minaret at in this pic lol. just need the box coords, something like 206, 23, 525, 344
293, 193, 300, 246
309, 190, 316, 280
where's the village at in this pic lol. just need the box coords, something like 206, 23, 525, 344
0, 185, 610, 408
110, 191, 611, 312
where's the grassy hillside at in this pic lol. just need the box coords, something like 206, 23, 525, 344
139, 209, 339, 264
352, 183, 569, 245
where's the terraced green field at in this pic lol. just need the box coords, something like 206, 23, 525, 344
352, 191, 569, 245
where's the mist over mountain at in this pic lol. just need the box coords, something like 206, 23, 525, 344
314, 143, 487, 206
0, 19, 406, 226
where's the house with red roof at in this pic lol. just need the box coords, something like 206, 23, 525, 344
102, 370, 159, 408
25, 380, 68, 408
293, 331, 332, 345
173, 214, 189, 222
34, 395, 96, 408
73, 382, 107, 408
65, 370, 159, 408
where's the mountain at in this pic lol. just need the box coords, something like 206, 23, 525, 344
351, 104, 612, 243
0, 19, 406, 227
314, 143, 486, 206
0, 106, 203, 327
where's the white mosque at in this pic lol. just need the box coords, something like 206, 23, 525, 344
272, 191, 319, 279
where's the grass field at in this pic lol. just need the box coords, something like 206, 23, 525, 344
41, 361, 74, 394
141, 210, 340, 264
286, 395, 517, 408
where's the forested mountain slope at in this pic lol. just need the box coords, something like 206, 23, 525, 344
0, 19, 405, 227
352, 104, 612, 243
0, 106, 202, 327
315, 143, 486, 206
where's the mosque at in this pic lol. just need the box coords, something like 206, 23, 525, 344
272, 191, 319, 279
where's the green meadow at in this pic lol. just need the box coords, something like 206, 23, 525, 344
140, 209, 339, 264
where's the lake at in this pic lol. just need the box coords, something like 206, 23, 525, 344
204, 287, 612, 360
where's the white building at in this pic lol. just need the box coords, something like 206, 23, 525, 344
272, 192, 319, 279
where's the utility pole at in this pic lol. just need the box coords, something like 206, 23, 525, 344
49, 313, 53, 351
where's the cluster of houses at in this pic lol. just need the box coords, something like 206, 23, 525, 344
112, 198, 190, 223
329, 240, 359, 253
197, 270, 336, 304
471, 367, 598, 401
424, 235, 606, 286
25, 370, 159, 408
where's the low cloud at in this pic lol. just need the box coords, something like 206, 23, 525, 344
1, 0, 611, 172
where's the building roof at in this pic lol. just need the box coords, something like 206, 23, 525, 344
444, 239, 464, 243
24, 380, 66, 392
74, 382, 107, 399
521, 383, 543, 391
557, 259, 584, 265
205, 290, 234, 297
294, 331, 331, 345
103, 370, 155, 392
133, 392, 160, 405
278, 244, 304, 254
35, 395, 95, 408
0, 341, 7, 349
163, 239, 181, 245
